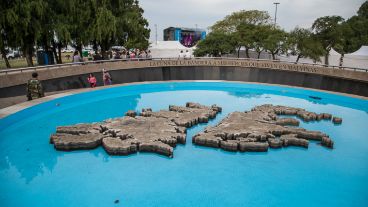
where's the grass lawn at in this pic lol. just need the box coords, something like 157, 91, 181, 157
0, 52, 74, 69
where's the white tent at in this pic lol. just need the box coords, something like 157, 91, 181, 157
343, 46, 368, 69
347, 46, 368, 56
328, 48, 341, 66
277, 46, 368, 69
148, 41, 194, 58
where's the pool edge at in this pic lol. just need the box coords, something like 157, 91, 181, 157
1, 80, 367, 119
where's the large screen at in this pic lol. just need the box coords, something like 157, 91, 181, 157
164, 27, 206, 47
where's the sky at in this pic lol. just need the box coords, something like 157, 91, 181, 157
139, 0, 366, 41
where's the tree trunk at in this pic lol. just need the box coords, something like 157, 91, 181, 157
41, 34, 50, 52
52, 48, 59, 64
101, 51, 107, 60
76, 42, 83, 61
25, 52, 33, 67
57, 43, 63, 64
271, 53, 276, 60
339, 53, 344, 67
237, 47, 240, 58
257, 51, 261, 59
24, 45, 34, 67
296, 54, 301, 63
0, 42, 11, 68
245, 48, 250, 58
92, 40, 98, 54
51, 40, 60, 64
101, 44, 108, 60
324, 51, 329, 66
101, 39, 110, 60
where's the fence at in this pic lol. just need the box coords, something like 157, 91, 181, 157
0, 57, 367, 75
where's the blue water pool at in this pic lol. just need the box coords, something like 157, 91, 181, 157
0, 81, 367, 207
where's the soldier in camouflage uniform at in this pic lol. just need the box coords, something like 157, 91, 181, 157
27, 72, 45, 100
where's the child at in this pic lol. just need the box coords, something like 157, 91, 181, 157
87, 73, 97, 88
102, 69, 112, 85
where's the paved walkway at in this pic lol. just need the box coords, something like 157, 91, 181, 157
0, 87, 98, 118
0, 91, 69, 109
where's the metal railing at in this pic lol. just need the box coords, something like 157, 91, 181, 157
1, 57, 367, 75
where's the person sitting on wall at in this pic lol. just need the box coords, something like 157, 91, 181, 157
27, 72, 45, 101
87, 73, 97, 88
102, 69, 112, 86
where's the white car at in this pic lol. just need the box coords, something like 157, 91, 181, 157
6, 51, 21, 59
61, 48, 74, 53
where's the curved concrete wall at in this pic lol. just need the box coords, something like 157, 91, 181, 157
1, 59, 367, 97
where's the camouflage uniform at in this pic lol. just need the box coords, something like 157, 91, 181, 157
26, 78, 44, 100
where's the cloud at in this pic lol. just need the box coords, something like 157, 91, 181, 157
139, 0, 365, 41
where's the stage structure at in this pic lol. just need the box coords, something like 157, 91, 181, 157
164, 27, 206, 47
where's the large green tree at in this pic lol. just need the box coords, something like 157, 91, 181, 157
211, 10, 271, 33
334, 22, 358, 67
4, 0, 46, 67
344, 1, 368, 54
211, 10, 271, 58
37, 0, 65, 64
330, 1, 368, 67
312, 15, 344, 65
90, 0, 150, 59
346, 16, 368, 49
235, 23, 257, 58
289, 27, 325, 63
251, 24, 272, 59
66, 0, 94, 58
48, 0, 72, 64
263, 27, 288, 60
0, 0, 150, 68
0, 0, 16, 68
89, 0, 117, 59
358, 0, 368, 18
193, 32, 236, 57
119, 0, 150, 50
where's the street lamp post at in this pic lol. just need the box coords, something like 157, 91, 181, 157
273, 2, 280, 27
154, 24, 158, 45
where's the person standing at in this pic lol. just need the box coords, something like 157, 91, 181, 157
185, 50, 191, 59
178, 50, 184, 59
72, 51, 83, 63
87, 74, 97, 88
138, 50, 144, 59
146, 50, 152, 60
26, 72, 45, 101
102, 69, 112, 86
121, 50, 127, 59
93, 52, 102, 61
130, 51, 136, 59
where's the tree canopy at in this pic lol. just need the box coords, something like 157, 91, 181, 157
193, 32, 236, 57
209, 10, 272, 58
312, 15, 344, 65
0, 0, 150, 67
289, 27, 325, 63
195, 1, 368, 66
211, 10, 271, 34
